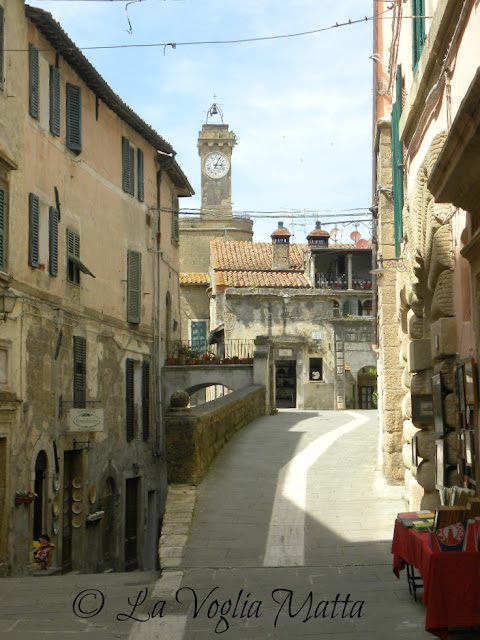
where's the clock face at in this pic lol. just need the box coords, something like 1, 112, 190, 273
203, 152, 230, 179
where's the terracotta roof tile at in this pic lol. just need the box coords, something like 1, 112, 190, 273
180, 273, 209, 285
211, 240, 305, 271
215, 270, 310, 288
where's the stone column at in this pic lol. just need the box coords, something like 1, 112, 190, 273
347, 254, 353, 289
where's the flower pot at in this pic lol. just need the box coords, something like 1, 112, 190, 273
15, 496, 34, 505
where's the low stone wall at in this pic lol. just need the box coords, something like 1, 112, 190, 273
165, 384, 266, 484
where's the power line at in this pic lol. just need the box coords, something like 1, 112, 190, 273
7, 7, 394, 52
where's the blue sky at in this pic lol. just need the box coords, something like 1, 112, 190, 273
27, 0, 377, 243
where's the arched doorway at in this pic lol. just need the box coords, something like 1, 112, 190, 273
33, 451, 47, 539
357, 366, 377, 409
100, 477, 116, 569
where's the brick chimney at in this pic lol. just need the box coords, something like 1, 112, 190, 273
271, 221, 291, 269
307, 221, 330, 247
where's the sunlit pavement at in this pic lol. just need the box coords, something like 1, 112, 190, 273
2, 410, 478, 638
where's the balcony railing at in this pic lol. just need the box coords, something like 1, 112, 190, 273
166, 339, 255, 365
315, 273, 372, 290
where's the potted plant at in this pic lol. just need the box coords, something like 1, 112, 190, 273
15, 488, 37, 505
201, 352, 212, 363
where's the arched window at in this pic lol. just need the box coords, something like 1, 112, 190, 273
332, 300, 341, 317
362, 299, 373, 316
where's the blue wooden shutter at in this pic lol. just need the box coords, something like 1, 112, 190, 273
142, 361, 150, 440
412, 0, 426, 71
73, 336, 86, 408
66, 83, 82, 153
29, 44, 39, 120
126, 359, 135, 441
137, 148, 144, 202
49, 66, 60, 136
0, 7, 4, 91
191, 320, 207, 354
0, 186, 5, 271
127, 250, 141, 324
49, 207, 58, 276
122, 137, 130, 193
28, 193, 39, 268
392, 65, 404, 256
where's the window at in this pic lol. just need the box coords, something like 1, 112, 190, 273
67, 229, 80, 284
0, 182, 5, 271
125, 358, 150, 442
73, 336, 86, 408
29, 44, 39, 120
66, 83, 81, 153
49, 65, 60, 136
121, 137, 144, 200
0, 6, 4, 91
142, 361, 150, 440
171, 193, 179, 242
66, 228, 95, 285
391, 65, 404, 256
309, 358, 323, 382
126, 358, 135, 441
28, 193, 39, 268
412, 0, 426, 71
127, 250, 141, 324
190, 320, 207, 354
332, 300, 341, 317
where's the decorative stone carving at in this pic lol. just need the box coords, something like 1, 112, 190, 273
431, 269, 454, 321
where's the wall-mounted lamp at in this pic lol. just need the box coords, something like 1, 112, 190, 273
370, 53, 385, 65
376, 254, 406, 272
132, 462, 140, 475
0, 287, 19, 321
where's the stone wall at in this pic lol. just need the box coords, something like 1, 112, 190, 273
165, 385, 266, 484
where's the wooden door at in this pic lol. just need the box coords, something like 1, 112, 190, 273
124, 478, 138, 571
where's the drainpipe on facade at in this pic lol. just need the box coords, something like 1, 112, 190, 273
154, 167, 164, 459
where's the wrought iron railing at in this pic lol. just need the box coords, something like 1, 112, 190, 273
166, 339, 255, 365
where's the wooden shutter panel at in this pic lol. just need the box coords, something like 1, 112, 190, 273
171, 194, 179, 241
191, 320, 207, 353
0, 186, 5, 271
122, 137, 130, 193
49, 65, 61, 136
28, 193, 39, 268
73, 336, 86, 408
392, 65, 404, 256
142, 361, 150, 440
127, 250, 141, 324
29, 44, 39, 120
412, 0, 426, 71
126, 358, 135, 441
49, 207, 58, 276
137, 148, 144, 202
66, 83, 82, 153
0, 7, 4, 91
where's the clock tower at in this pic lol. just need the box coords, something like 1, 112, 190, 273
198, 122, 234, 216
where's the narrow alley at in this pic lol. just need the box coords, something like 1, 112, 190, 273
2, 409, 477, 639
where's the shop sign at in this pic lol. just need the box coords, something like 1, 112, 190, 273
69, 409, 104, 432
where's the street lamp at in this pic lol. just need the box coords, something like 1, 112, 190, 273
0, 287, 19, 321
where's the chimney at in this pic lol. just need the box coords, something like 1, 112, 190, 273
271, 221, 291, 269
307, 221, 330, 247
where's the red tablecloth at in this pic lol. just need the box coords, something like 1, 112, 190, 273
392, 519, 480, 639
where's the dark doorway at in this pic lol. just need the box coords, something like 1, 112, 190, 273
125, 477, 139, 571
359, 385, 374, 409
62, 451, 73, 572
101, 477, 116, 569
275, 360, 296, 408
144, 490, 159, 570
33, 451, 47, 539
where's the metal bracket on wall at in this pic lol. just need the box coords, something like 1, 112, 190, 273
58, 395, 102, 419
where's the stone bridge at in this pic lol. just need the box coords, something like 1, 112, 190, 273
162, 364, 254, 410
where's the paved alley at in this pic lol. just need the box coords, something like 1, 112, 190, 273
1, 409, 476, 639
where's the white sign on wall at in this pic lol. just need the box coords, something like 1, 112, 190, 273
312, 331, 322, 340
68, 409, 104, 432
278, 349, 293, 357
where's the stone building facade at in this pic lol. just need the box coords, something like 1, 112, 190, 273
0, 1, 193, 574
373, 0, 480, 507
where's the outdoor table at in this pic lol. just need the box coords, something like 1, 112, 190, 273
391, 519, 480, 639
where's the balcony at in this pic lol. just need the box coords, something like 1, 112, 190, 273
166, 339, 255, 366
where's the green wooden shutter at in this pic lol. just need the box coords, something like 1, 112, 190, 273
28, 193, 39, 268
66, 83, 82, 153
0, 186, 5, 271
191, 320, 207, 354
29, 44, 39, 120
73, 336, 86, 408
171, 194, 179, 241
122, 137, 130, 193
49, 207, 58, 276
127, 250, 141, 324
142, 361, 150, 440
126, 358, 135, 441
412, 0, 426, 71
392, 65, 404, 257
49, 66, 60, 136
0, 7, 4, 91
137, 148, 144, 202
